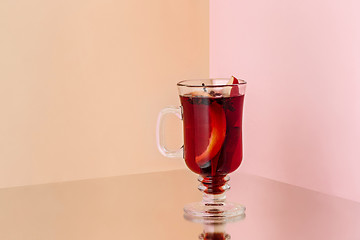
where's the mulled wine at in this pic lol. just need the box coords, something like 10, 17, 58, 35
156, 77, 247, 217
180, 94, 244, 177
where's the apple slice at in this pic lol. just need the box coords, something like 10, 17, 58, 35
195, 101, 226, 167
223, 76, 240, 97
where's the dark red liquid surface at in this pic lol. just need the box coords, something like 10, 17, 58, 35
180, 95, 244, 177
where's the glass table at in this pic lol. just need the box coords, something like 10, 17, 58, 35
0, 169, 359, 239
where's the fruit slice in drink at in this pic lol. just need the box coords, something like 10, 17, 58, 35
195, 99, 226, 169
223, 76, 240, 97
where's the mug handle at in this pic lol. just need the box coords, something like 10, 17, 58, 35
156, 106, 184, 158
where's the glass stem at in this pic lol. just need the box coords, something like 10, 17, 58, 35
203, 192, 226, 203
198, 175, 230, 204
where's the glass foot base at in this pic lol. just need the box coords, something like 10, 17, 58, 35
184, 201, 245, 219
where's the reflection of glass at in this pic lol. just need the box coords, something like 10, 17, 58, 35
157, 79, 247, 218
199, 225, 230, 240
184, 212, 246, 239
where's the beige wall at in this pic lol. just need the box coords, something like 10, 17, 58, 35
0, 0, 209, 187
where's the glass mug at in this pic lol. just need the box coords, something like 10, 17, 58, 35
156, 78, 246, 218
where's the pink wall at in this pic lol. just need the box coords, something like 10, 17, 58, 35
210, 0, 360, 202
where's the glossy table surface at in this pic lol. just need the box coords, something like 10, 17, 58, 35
1, 169, 360, 239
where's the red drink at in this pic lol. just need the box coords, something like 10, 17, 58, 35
180, 94, 244, 177
157, 78, 246, 216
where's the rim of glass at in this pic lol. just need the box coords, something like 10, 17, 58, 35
177, 78, 247, 88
